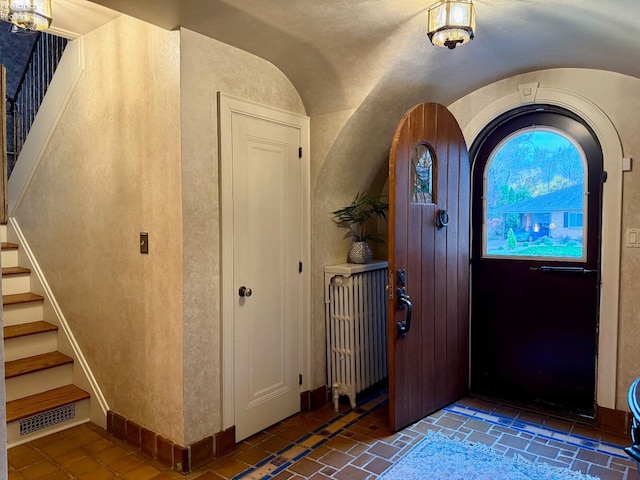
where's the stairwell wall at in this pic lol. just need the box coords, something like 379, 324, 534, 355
11, 15, 185, 443
8, 13, 308, 447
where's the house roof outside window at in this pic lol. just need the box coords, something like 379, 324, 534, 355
497, 184, 583, 214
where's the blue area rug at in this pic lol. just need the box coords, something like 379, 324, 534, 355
380, 431, 599, 480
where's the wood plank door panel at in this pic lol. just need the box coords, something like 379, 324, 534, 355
388, 103, 470, 431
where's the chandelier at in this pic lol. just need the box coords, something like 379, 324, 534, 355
0, 0, 53, 31
427, 0, 475, 49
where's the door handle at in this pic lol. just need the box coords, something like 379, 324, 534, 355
436, 209, 449, 229
239, 286, 253, 297
396, 288, 413, 339
530, 266, 598, 275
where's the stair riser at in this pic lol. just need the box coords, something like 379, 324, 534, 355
1, 249, 19, 267
2, 274, 31, 295
7, 399, 90, 448
0, 225, 6, 243
4, 332, 59, 362
5, 364, 74, 402
3, 303, 44, 326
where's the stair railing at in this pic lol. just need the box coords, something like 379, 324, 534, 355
5, 31, 67, 176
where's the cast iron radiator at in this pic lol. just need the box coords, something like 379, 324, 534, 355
324, 261, 388, 411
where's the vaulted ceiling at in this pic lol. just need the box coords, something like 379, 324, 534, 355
81, 0, 640, 116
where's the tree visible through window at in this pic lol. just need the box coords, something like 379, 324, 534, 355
484, 128, 586, 259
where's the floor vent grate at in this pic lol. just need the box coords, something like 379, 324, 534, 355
19, 404, 76, 436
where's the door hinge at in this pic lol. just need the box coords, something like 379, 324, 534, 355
299, 261, 303, 273
602, 171, 608, 183
299, 374, 303, 385
299, 147, 303, 159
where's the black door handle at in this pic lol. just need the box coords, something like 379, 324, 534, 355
396, 290, 413, 339
436, 209, 449, 229
530, 266, 598, 275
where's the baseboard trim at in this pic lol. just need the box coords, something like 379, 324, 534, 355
597, 405, 632, 436
107, 410, 235, 473
108, 387, 331, 473
300, 385, 328, 412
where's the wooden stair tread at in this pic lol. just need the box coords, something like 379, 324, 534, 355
4, 321, 58, 340
5, 351, 73, 379
1, 242, 18, 251
2, 292, 44, 306
6, 385, 90, 423
2, 266, 31, 276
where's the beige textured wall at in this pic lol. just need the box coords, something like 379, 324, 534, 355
448, 68, 640, 411
179, 28, 305, 444
309, 100, 405, 387
308, 36, 456, 386
13, 16, 185, 442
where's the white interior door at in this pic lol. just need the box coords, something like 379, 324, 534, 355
229, 106, 303, 441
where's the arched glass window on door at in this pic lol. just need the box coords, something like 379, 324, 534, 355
411, 143, 436, 204
483, 128, 587, 260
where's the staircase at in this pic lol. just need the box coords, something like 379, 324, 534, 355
1, 224, 91, 446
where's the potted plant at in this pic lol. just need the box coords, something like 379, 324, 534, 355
331, 191, 389, 264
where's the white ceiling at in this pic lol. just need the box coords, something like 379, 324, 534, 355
77, 0, 640, 116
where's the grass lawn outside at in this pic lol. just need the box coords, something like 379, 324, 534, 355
487, 243, 583, 258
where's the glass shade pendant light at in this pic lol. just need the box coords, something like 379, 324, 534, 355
7, 0, 52, 31
427, 0, 475, 49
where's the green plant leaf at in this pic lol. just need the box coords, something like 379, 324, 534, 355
330, 191, 389, 242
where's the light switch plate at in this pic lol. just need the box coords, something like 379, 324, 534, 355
140, 232, 149, 254
626, 229, 640, 248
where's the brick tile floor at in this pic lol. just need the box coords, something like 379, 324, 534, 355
7, 392, 640, 479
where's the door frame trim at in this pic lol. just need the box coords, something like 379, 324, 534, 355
218, 93, 311, 432
458, 87, 622, 409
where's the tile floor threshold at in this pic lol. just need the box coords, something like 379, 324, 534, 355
230, 396, 388, 480
7, 390, 640, 480
445, 403, 630, 459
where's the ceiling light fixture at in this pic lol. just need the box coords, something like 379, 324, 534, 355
427, 0, 475, 50
0, 0, 52, 31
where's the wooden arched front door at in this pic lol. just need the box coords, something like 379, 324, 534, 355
387, 103, 471, 431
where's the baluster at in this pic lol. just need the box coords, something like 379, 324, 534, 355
6, 32, 68, 170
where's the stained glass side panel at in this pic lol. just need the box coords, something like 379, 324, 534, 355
412, 143, 435, 204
